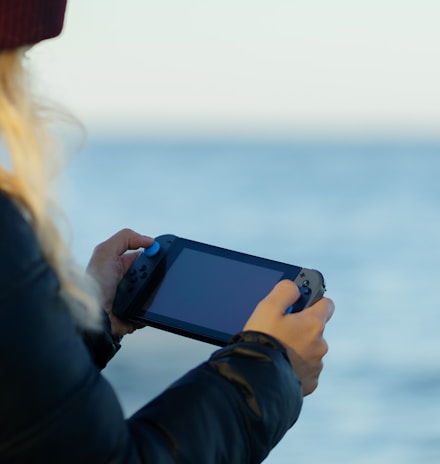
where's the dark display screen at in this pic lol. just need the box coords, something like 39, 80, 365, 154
140, 248, 287, 338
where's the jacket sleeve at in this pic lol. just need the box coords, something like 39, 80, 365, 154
80, 310, 122, 369
125, 331, 303, 463
0, 193, 303, 464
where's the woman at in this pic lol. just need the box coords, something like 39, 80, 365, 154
0, 1, 334, 463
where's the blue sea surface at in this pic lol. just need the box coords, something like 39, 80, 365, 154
61, 138, 440, 464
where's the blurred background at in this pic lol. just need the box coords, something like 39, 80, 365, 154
30, 1, 439, 463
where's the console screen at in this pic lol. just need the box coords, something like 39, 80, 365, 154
142, 248, 284, 335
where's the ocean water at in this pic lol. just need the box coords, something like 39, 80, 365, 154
61, 137, 440, 464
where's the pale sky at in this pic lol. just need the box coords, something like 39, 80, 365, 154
29, 0, 440, 138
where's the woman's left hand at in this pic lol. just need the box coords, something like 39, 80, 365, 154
86, 229, 154, 337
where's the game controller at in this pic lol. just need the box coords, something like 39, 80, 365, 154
288, 269, 326, 313
112, 235, 176, 319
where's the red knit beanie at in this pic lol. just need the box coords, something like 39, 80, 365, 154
0, 0, 67, 51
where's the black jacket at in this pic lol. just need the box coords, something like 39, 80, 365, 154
0, 192, 302, 464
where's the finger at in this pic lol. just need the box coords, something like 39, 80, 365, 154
99, 229, 154, 256
259, 280, 301, 315
113, 229, 154, 254
304, 297, 335, 323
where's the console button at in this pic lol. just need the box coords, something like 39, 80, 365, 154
301, 286, 312, 296
143, 241, 161, 257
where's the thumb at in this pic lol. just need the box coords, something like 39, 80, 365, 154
258, 280, 301, 315
98, 229, 154, 256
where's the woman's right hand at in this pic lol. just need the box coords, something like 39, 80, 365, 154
243, 280, 335, 396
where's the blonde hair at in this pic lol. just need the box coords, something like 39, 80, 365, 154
0, 48, 101, 328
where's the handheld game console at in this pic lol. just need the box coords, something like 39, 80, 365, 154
112, 234, 326, 346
